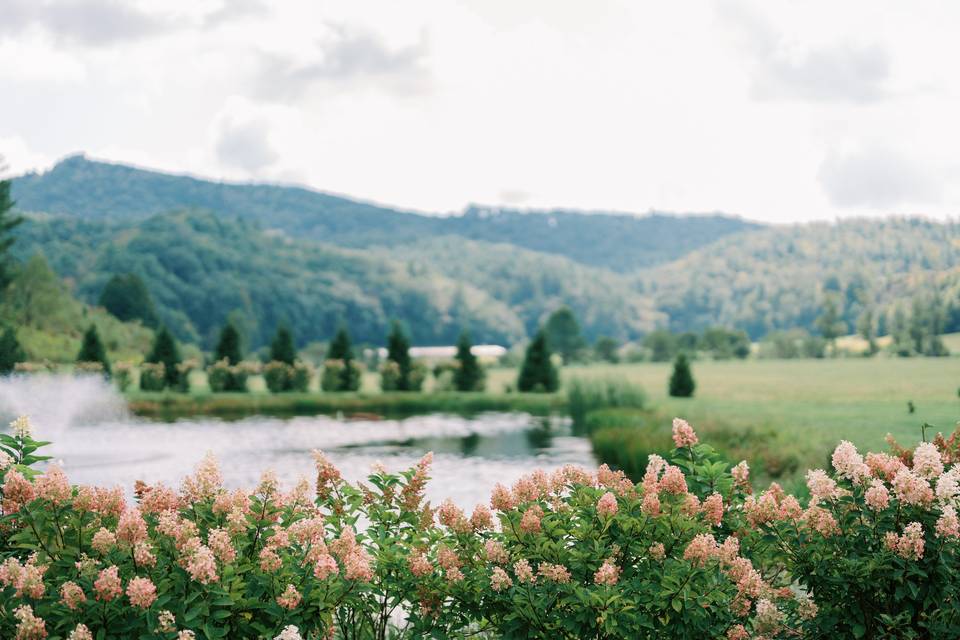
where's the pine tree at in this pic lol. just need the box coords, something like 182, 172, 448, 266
668, 353, 695, 398
77, 324, 111, 375
270, 326, 297, 365
215, 322, 243, 365
518, 331, 559, 393
0, 326, 24, 375
385, 321, 413, 391
0, 178, 23, 292
99, 273, 159, 327
146, 326, 182, 387
328, 325, 360, 391
453, 330, 484, 391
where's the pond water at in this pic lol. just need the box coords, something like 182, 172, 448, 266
0, 375, 596, 508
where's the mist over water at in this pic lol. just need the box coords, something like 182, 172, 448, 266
0, 373, 129, 437
0, 375, 595, 508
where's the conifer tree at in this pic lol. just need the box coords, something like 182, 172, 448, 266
453, 330, 485, 391
518, 330, 559, 393
0, 326, 24, 375
328, 325, 360, 391
668, 353, 695, 398
77, 324, 111, 375
385, 321, 413, 391
146, 326, 182, 387
215, 322, 243, 365
98, 273, 159, 327
0, 178, 23, 292
270, 326, 297, 365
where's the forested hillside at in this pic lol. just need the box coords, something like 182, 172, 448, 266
10, 157, 960, 349
639, 218, 960, 338
12, 211, 659, 347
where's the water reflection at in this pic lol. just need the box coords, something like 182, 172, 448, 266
41, 412, 595, 508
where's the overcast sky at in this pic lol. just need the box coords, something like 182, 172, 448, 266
1, 0, 958, 222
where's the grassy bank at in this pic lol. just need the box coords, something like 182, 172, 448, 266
578, 357, 960, 493
127, 390, 566, 420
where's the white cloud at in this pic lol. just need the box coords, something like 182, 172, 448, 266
3, 0, 960, 222
818, 144, 941, 210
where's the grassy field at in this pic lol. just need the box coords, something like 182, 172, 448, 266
535, 357, 959, 493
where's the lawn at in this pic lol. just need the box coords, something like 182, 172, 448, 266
531, 357, 960, 487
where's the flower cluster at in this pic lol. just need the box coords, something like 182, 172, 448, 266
3, 413, 960, 639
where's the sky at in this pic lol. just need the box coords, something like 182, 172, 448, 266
1, 0, 958, 223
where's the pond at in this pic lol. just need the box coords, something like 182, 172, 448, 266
0, 375, 596, 508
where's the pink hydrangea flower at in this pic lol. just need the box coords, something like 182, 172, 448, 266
596, 491, 618, 518
35, 464, 71, 505
277, 584, 302, 610
805, 469, 845, 503
126, 577, 157, 609
731, 461, 750, 487
513, 559, 536, 584
490, 483, 516, 511
91, 528, 117, 555
470, 503, 494, 531
490, 566, 513, 592
865, 479, 890, 510
68, 623, 93, 640
94, 565, 123, 602
866, 452, 905, 481
180, 451, 223, 502
684, 533, 719, 566
831, 441, 870, 484
802, 505, 839, 537
13, 604, 47, 640
593, 558, 619, 586
912, 442, 944, 479
208, 528, 236, 564
538, 562, 571, 584
520, 505, 543, 534
485, 539, 509, 565
648, 542, 666, 560
936, 505, 960, 539
116, 508, 148, 546
60, 581, 85, 610
408, 551, 432, 577
659, 465, 687, 495
892, 468, 933, 506
313, 553, 338, 580
672, 418, 699, 448
702, 493, 724, 526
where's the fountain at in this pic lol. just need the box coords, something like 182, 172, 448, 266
0, 373, 129, 439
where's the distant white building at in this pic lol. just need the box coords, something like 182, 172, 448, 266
374, 345, 507, 363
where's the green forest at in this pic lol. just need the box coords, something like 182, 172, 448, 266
7, 156, 960, 353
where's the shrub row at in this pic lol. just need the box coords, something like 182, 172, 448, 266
3, 416, 960, 638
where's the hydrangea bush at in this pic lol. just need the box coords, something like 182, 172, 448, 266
2, 415, 959, 639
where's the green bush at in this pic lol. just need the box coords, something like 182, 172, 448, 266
291, 361, 312, 392
206, 359, 252, 393
320, 359, 362, 392
380, 360, 426, 392
263, 361, 294, 393
138, 362, 167, 391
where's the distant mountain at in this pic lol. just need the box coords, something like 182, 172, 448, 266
12, 155, 759, 272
